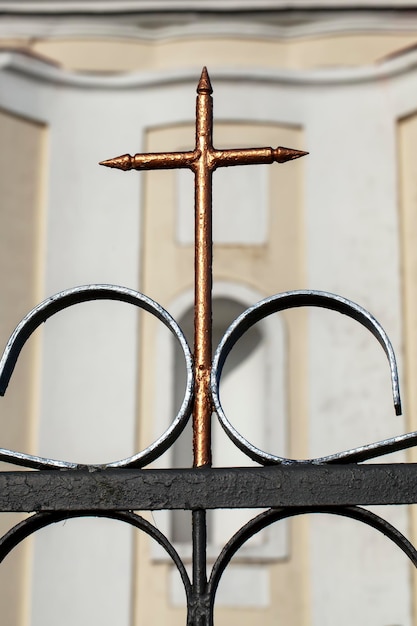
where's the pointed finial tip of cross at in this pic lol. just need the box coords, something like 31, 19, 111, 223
197, 67, 213, 95
274, 147, 309, 163
99, 154, 133, 171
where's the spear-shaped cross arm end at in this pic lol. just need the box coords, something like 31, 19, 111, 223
273, 147, 309, 163
99, 154, 133, 171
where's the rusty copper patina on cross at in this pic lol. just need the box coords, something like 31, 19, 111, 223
100, 67, 307, 468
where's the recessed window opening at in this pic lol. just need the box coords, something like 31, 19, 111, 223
172, 297, 274, 549
152, 285, 287, 565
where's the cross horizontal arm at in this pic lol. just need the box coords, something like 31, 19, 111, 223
100, 150, 196, 171
211, 146, 308, 168
100, 147, 308, 172
1, 464, 417, 512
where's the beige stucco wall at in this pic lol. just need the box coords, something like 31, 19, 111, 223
0, 109, 46, 625
398, 111, 417, 618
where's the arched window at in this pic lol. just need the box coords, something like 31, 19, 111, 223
152, 284, 288, 583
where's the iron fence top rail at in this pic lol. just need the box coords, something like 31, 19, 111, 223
0, 464, 416, 512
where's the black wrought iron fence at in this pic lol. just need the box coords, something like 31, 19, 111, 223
0, 68, 417, 626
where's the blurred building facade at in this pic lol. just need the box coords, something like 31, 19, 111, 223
1, 1, 417, 625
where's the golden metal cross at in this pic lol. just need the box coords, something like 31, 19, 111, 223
100, 67, 307, 468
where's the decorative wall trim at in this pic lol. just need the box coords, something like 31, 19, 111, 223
0, 1, 416, 12
2, 13, 417, 42
2, 47, 417, 90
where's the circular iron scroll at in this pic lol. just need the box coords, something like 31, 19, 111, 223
0, 285, 194, 470
211, 290, 402, 466
0, 510, 192, 603
0, 505, 414, 623
208, 505, 417, 606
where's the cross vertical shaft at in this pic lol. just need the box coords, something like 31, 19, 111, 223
192, 69, 213, 468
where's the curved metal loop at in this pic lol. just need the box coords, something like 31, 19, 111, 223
0, 284, 194, 470
208, 505, 417, 604
0, 510, 192, 602
211, 289, 402, 466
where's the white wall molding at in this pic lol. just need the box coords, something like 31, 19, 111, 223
4, 48, 417, 92
2, 13, 417, 42
0, 1, 417, 12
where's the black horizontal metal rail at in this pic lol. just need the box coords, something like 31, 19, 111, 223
0, 464, 416, 512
